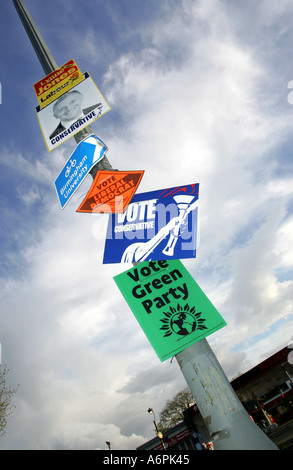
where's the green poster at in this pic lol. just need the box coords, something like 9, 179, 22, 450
114, 259, 227, 362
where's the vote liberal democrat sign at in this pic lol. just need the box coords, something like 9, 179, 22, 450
103, 183, 199, 264
114, 260, 227, 361
76, 169, 144, 214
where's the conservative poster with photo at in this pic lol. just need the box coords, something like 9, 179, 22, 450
35, 72, 110, 151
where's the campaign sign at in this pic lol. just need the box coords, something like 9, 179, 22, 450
76, 170, 144, 214
54, 134, 107, 209
114, 259, 227, 361
103, 183, 199, 264
33, 59, 84, 109
36, 72, 110, 151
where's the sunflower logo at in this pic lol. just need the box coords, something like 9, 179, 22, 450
160, 304, 207, 338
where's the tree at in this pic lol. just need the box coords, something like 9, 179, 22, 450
0, 365, 17, 438
157, 388, 195, 432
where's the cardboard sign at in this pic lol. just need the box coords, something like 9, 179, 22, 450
54, 134, 108, 209
33, 59, 84, 109
114, 260, 226, 361
103, 183, 199, 264
76, 170, 144, 213
36, 72, 110, 151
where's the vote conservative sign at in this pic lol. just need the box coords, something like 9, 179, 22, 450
103, 183, 199, 264
114, 260, 227, 361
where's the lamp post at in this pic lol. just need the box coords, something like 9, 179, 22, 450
147, 408, 166, 450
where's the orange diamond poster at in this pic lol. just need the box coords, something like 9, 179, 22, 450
76, 170, 144, 213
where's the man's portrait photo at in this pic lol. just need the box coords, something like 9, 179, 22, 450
49, 89, 103, 139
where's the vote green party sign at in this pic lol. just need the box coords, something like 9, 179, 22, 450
114, 259, 226, 361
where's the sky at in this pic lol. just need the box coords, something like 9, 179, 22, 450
0, 0, 293, 450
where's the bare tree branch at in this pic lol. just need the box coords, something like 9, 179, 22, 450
158, 388, 195, 432
0, 365, 17, 438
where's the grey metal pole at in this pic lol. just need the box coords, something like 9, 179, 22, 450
13, 0, 115, 178
176, 339, 278, 449
13, 0, 57, 74
14, 0, 279, 450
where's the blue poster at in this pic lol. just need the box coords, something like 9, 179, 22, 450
54, 134, 107, 208
103, 183, 199, 264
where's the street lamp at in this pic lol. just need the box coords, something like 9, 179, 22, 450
105, 441, 111, 450
147, 408, 166, 450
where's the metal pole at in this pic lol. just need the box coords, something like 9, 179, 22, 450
13, 0, 115, 179
14, 0, 279, 450
13, 0, 57, 74
176, 339, 278, 449
147, 408, 166, 450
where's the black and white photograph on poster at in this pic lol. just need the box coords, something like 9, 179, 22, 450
35, 72, 111, 151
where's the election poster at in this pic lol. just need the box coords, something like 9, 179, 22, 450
33, 59, 85, 109
55, 134, 108, 209
103, 183, 199, 264
114, 260, 227, 361
35, 72, 111, 151
76, 170, 145, 214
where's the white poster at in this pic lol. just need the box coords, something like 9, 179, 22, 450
35, 72, 110, 151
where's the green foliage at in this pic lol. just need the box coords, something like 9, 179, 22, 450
0, 365, 17, 438
157, 388, 194, 432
